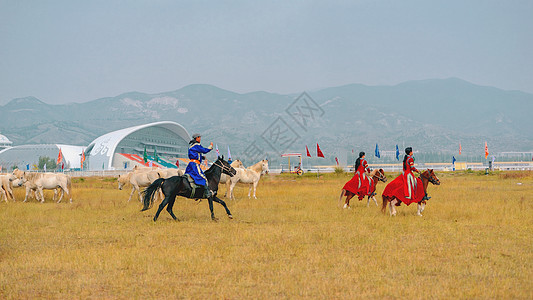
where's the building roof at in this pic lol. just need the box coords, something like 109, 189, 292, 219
0, 133, 13, 146
86, 121, 190, 170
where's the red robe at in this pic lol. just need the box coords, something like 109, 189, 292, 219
382, 156, 424, 205
343, 159, 371, 200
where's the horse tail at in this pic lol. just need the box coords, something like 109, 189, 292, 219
381, 195, 388, 213
338, 189, 346, 207
141, 178, 165, 211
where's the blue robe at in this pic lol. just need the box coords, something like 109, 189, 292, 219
185, 142, 212, 186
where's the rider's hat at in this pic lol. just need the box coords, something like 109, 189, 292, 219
192, 133, 201, 139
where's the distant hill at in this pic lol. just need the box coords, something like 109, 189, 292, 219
1, 78, 532, 165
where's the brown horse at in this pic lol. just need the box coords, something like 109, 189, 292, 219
338, 169, 387, 209
381, 169, 440, 216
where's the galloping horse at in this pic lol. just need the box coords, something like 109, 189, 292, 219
381, 169, 440, 216
141, 156, 236, 222
338, 169, 387, 209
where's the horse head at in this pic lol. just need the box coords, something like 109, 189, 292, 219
262, 159, 270, 174
231, 159, 245, 168
377, 168, 387, 183
217, 156, 237, 177
422, 169, 440, 185
117, 172, 130, 190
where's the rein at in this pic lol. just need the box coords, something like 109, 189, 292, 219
420, 171, 438, 184
210, 160, 233, 175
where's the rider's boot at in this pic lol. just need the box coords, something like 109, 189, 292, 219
203, 185, 213, 198
422, 193, 431, 201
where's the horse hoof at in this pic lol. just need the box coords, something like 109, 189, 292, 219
228, 215, 233, 219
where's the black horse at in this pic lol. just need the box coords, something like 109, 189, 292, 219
141, 156, 237, 222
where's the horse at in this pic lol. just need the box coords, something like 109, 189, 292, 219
0, 173, 18, 202
381, 169, 440, 216
227, 159, 269, 200
141, 156, 237, 222
157, 168, 184, 179
118, 168, 161, 202
12, 169, 72, 203
338, 168, 387, 209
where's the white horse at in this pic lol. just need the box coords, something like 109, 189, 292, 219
0, 173, 18, 202
12, 169, 72, 203
227, 159, 269, 200
157, 168, 184, 179
118, 169, 161, 202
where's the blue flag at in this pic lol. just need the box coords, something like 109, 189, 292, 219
375, 143, 380, 158
395, 145, 400, 161
452, 156, 456, 171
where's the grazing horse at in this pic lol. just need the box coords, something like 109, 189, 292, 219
338, 169, 387, 209
141, 156, 236, 222
227, 159, 269, 200
381, 169, 440, 216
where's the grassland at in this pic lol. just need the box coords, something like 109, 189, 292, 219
1, 171, 532, 299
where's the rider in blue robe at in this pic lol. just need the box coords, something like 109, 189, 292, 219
185, 133, 213, 196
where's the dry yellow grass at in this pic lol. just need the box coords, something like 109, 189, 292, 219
1, 171, 532, 299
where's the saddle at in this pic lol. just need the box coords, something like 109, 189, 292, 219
183, 174, 210, 199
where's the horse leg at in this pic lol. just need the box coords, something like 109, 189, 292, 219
366, 195, 378, 207
128, 187, 135, 202
248, 184, 252, 199
165, 196, 178, 221
208, 196, 217, 221
6, 185, 15, 202
224, 180, 230, 198
212, 196, 233, 219
136, 185, 143, 203
23, 187, 31, 202
38, 187, 45, 203
0, 188, 6, 203
252, 181, 258, 199
153, 195, 170, 222
57, 188, 64, 203
344, 193, 354, 209
229, 181, 237, 200
390, 199, 398, 216
417, 202, 426, 216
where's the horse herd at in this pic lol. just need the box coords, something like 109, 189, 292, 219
0, 158, 270, 206
1, 157, 440, 220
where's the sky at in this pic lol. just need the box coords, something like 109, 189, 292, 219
1, 0, 532, 104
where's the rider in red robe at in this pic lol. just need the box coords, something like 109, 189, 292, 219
382, 147, 428, 205
343, 152, 372, 199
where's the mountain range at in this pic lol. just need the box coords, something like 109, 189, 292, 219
1, 78, 532, 165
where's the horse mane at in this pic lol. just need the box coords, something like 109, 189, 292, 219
248, 160, 266, 173
25, 172, 41, 180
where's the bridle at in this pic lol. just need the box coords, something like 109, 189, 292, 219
420, 170, 439, 184
373, 170, 387, 182
212, 160, 235, 176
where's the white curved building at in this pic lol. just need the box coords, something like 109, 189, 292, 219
85, 121, 191, 170
0, 133, 13, 151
